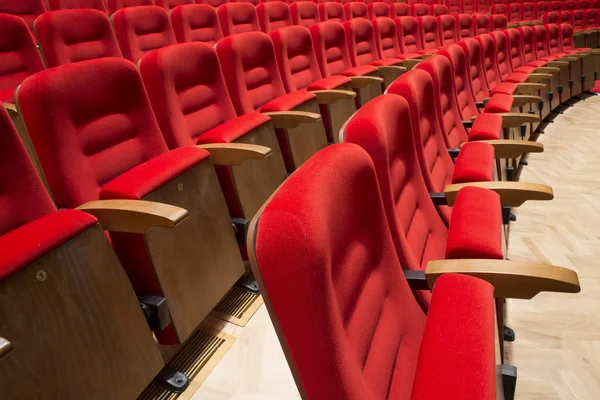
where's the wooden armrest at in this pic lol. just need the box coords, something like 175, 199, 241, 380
0, 337, 13, 361
444, 181, 553, 207
378, 65, 407, 73
497, 112, 540, 127
420, 53, 435, 59
2, 102, 17, 117
348, 75, 384, 88
310, 89, 357, 104
545, 61, 569, 67
534, 66, 560, 73
400, 58, 422, 69
76, 200, 189, 233
425, 259, 580, 299
464, 139, 543, 159
515, 82, 546, 93
560, 56, 580, 62
196, 143, 272, 166
511, 94, 542, 107
527, 73, 553, 83
262, 111, 322, 129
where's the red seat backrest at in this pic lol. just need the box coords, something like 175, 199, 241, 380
504, 28, 527, 71
564, 0, 576, 10
155, 0, 194, 11
532, 25, 550, 59
47, 0, 107, 12
546, 23, 562, 55
430, 4, 449, 16
309, 21, 354, 77
107, 0, 153, 14
216, 31, 287, 114
473, 13, 491, 34
368, 2, 391, 19
459, 37, 491, 102
170, 4, 223, 45
491, 3, 508, 15
438, 14, 458, 46
318, 2, 346, 23
476, 0, 492, 13
418, 15, 441, 51
200, 0, 229, 6
0, 0, 46, 32
139, 42, 238, 149
252, 140, 428, 400
438, 44, 480, 120
0, 14, 45, 103
217, 2, 261, 36
491, 30, 513, 79
391, 2, 410, 17
344, 2, 368, 19
572, 9, 586, 30
508, 3, 522, 23
373, 17, 401, 59
410, 3, 430, 16
457, 13, 475, 38
112, 6, 177, 63
477, 33, 504, 90
593, 0, 600, 9
560, 10, 573, 25
578, 0, 591, 9
491, 14, 507, 31
290, 2, 320, 27
518, 25, 537, 64
396, 16, 425, 54
16, 58, 170, 209
559, 22, 577, 51
445, 0, 462, 14
586, 9, 599, 28
492, 0, 507, 5
461, 0, 475, 13
543, 10, 560, 24
344, 18, 381, 67
271, 25, 325, 91
257, 2, 293, 33
549, 0, 562, 11
534, 1, 548, 19
35, 9, 122, 68
522, 2, 535, 21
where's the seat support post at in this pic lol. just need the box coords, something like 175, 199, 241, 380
501, 364, 518, 400
153, 367, 190, 393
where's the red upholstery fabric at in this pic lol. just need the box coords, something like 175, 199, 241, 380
543, 11, 561, 25
469, 113, 502, 141
154, 0, 193, 11
112, 6, 176, 63
373, 17, 403, 60
438, 45, 480, 121
391, 2, 410, 17
549, 0, 563, 11
254, 143, 428, 399
476, 34, 506, 92
419, 15, 442, 51
560, 10, 574, 25
0, 14, 45, 102
546, 23, 564, 56
307, 76, 352, 90
35, 9, 122, 68
522, 2, 536, 21
0, 210, 98, 281
508, 3, 522, 24
505, 28, 527, 72
343, 94, 449, 308
396, 16, 427, 54
430, 4, 449, 16
491, 14, 508, 31
0, 0, 46, 32
368, 2, 390, 19
586, 9, 599, 28
573, 9, 586, 31
257, 2, 292, 33
170, 4, 223, 45
438, 14, 458, 46
561, 23, 591, 51
200, 0, 228, 6
411, 274, 496, 400
107, 0, 153, 14
519, 26, 541, 64
217, 3, 260, 37
458, 38, 491, 102
196, 113, 271, 144
318, 2, 346, 23
456, 13, 475, 38
445, 186, 503, 260
473, 14, 491, 35
290, 2, 320, 28
48, 0, 107, 12
578, 0, 592, 9
445, 0, 462, 14
451, 142, 495, 184
534, 1, 548, 19
344, 2, 367, 19
344, 19, 402, 69
476, 0, 492, 13
410, 3, 430, 17
461, 0, 475, 13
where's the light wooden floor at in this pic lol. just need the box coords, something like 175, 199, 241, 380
194, 96, 600, 399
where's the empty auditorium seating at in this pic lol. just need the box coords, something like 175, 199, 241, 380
461, 0, 475, 13
318, 2, 345, 22
457, 13, 475, 38
418, 15, 442, 52
438, 14, 459, 46
170, 4, 223, 45
521, 2, 538, 24
344, 2, 368, 19
507, 3, 523, 27
47, 0, 108, 12
201, 0, 228, 6
257, 2, 292, 33
310, 21, 384, 107
410, 3, 430, 17
17, 57, 245, 345
270, 25, 357, 143
544, 11, 561, 25
473, 13, 491, 34
290, 1, 320, 27
559, 23, 595, 91
446, 0, 462, 14
560, 10, 574, 25
216, 31, 329, 170
112, 6, 177, 63
396, 16, 433, 56
550, 0, 563, 12
0, 0, 46, 35
373, 16, 424, 69
35, 9, 122, 68
430, 4, 449, 16
107, 0, 154, 14
139, 42, 287, 219
217, 2, 261, 36
491, 14, 508, 31
368, 2, 390, 19
390, 2, 410, 17
476, 0, 492, 13
0, 105, 165, 400
534, 1, 549, 20
545, 23, 585, 97
155, 0, 194, 11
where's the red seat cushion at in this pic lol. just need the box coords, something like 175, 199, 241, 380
341, 64, 380, 76
451, 142, 495, 184
307, 75, 352, 91
483, 93, 514, 113
469, 113, 502, 141
371, 57, 403, 67
514, 65, 538, 74
397, 52, 424, 60
259, 91, 317, 112
490, 81, 518, 95
100, 147, 210, 200
526, 60, 547, 67
505, 72, 530, 83
445, 186, 504, 260
195, 113, 271, 144
0, 210, 98, 281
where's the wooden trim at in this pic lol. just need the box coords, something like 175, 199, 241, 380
348, 75, 384, 88
515, 82, 546, 93
1, 102, 17, 117
496, 112, 540, 127
535, 66, 560, 73
377, 65, 407, 74
196, 143, 272, 166
425, 259, 581, 299
310, 89, 357, 104
262, 111, 322, 129
560, 56, 580, 62
511, 94, 542, 107
0, 337, 12, 361
76, 199, 189, 233
527, 73, 553, 83
444, 181, 554, 207
400, 58, 422, 69
467, 139, 544, 159
545, 60, 569, 67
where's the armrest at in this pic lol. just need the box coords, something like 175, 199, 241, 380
404, 270, 430, 290
425, 259, 580, 299
545, 60, 569, 67
560, 56, 580, 62
430, 192, 448, 205
527, 73, 553, 83
420, 53, 435, 59
444, 181, 553, 207
262, 111, 322, 129
196, 143, 272, 166
310, 89, 357, 104
535, 66, 560, 73
479, 112, 539, 128
378, 65, 407, 74
2, 102, 17, 117
0, 337, 12, 361
466, 139, 544, 159
76, 199, 189, 233
511, 94, 542, 108
462, 120, 473, 128
348, 75, 384, 88
400, 58, 422, 69
475, 101, 485, 108
515, 82, 546, 93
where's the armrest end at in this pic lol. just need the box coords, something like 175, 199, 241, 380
196, 143, 272, 166
348, 75, 384, 88
310, 89, 356, 104
0, 337, 13, 361
262, 111, 322, 129
444, 181, 553, 207
470, 140, 544, 159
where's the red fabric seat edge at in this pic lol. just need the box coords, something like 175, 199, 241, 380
469, 113, 502, 141
195, 113, 271, 145
259, 90, 317, 112
451, 142, 495, 184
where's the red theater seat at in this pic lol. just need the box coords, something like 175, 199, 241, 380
457, 13, 475, 38
250, 140, 498, 400
476, 0, 492, 13
290, 1, 320, 27
155, 0, 194, 11
170, 4, 223, 45
17, 57, 246, 346
318, 2, 346, 22
396, 16, 432, 57
391, 2, 410, 17
107, 0, 154, 14
368, 2, 390, 19
418, 15, 442, 52
0, 0, 46, 36
344, 2, 368, 19
217, 2, 261, 36
35, 9, 122, 67
461, 0, 475, 13
410, 3, 430, 17
474, 13, 491, 34
446, 0, 463, 14
507, 3, 523, 26
430, 4, 449, 16
112, 6, 177, 63
492, 14, 508, 31
560, 10, 574, 25
522, 2, 537, 23
373, 16, 422, 66
257, 2, 292, 32
438, 14, 458, 46
534, 1, 548, 20
47, 0, 107, 12
549, 0, 562, 12
543, 11, 561, 25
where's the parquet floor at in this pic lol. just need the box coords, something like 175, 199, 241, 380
194, 96, 600, 399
